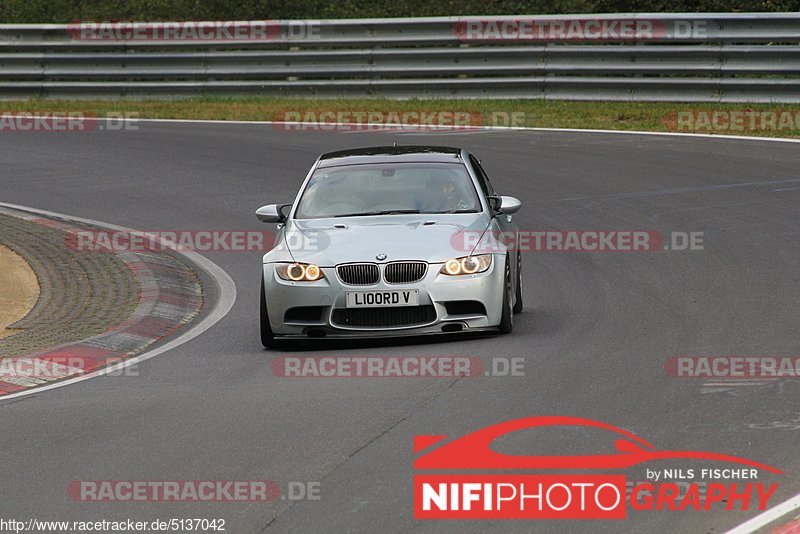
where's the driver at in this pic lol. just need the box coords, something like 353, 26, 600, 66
424, 170, 471, 212
323, 174, 367, 214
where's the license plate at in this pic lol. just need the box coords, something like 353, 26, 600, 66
346, 290, 419, 308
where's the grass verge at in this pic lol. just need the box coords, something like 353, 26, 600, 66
2, 98, 800, 138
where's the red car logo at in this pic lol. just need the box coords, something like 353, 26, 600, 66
414, 416, 781, 473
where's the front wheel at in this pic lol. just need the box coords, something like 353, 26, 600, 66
260, 277, 278, 349
498, 256, 514, 334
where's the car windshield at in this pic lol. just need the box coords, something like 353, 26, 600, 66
293, 163, 481, 219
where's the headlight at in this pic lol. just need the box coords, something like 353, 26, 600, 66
440, 255, 492, 276
276, 263, 324, 281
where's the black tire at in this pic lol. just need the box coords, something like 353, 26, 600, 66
513, 251, 524, 313
499, 256, 514, 334
260, 277, 278, 349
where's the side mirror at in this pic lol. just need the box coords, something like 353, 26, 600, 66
256, 204, 291, 223
489, 195, 522, 215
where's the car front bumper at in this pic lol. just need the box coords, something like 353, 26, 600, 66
262, 256, 506, 338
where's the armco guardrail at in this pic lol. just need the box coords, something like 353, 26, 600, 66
0, 13, 798, 102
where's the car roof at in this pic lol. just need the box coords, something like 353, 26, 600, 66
317, 146, 464, 168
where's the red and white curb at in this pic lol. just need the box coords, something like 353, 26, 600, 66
0, 203, 236, 399
773, 519, 800, 534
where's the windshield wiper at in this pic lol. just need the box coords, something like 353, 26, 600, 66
332, 209, 420, 217
428, 209, 476, 214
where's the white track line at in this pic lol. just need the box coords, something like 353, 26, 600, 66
0, 202, 237, 401
133, 118, 800, 144
5, 114, 800, 145
725, 493, 800, 533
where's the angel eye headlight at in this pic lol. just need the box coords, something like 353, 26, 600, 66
444, 259, 462, 276
461, 256, 480, 274
276, 263, 324, 281
440, 255, 492, 276
304, 264, 321, 280
287, 264, 305, 281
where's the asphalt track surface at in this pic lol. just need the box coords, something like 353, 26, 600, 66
1, 123, 799, 533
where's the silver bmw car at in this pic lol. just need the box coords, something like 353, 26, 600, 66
256, 146, 523, 348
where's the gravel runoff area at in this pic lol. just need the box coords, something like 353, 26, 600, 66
0, 207, 204, 396
0, 211, 138, 357
0, 242, 39, 340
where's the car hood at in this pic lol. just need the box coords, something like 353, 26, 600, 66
282, 213, 491, 266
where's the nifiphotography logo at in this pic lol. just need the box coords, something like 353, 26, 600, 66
413, 416, 781, 519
